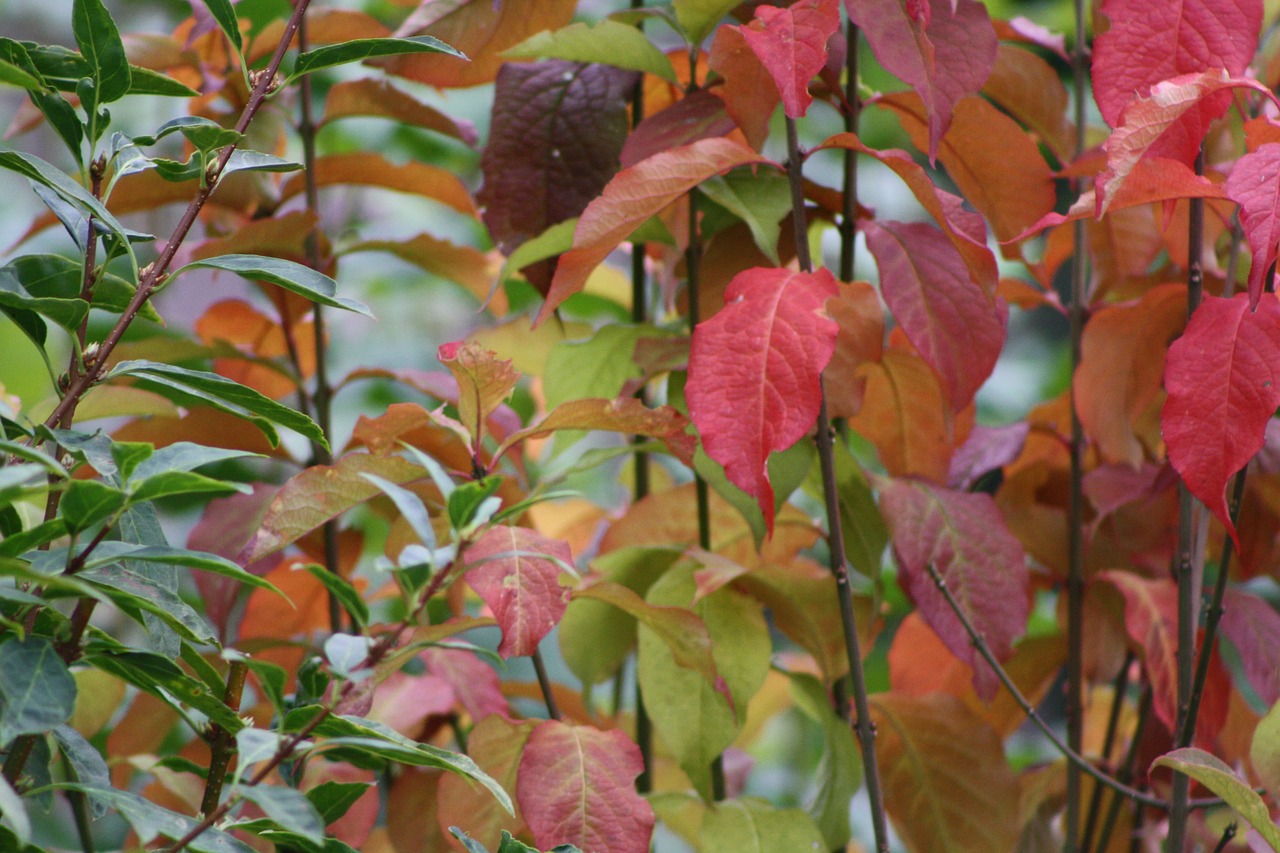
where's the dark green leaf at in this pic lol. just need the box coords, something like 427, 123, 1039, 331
125, 66, 198, 97
0, 440, 69, 479
107, 360, 326, 448
0, 777, 30, 847
68, 541, 282, 594
229, 653, 287, 717
58, 785, 255, 853
150, 116, 242, 152
0, 151, 131, 241
11, 254, 161, 321
0, 39, 44, 91
0, 519, 67, 558
0, 636, 76, 746
0, 262, 89, 330
306, 781, 372, 826
0, 59, 43, 90
221, 150, 302, 177
82, 647, 245, 733
447, 477, 502, 530
81, 567, 217, 645
152, 156, 204, 183
302, 565, 368, 630
114, 499, 182, 657
30, 90, 85, 161
110, 441, 152, 481
71, 0, 131, 103
131, 470, 249, 503
0, 304, 47, 349
18, 42, 193, 97
53, 725, 110, 817
235, 785, 324, 844
179, 642, 227, 696
200, 0, 243, 55
291, 36, 463, 80
59, 480, 128, 533
176, 255, 373, 317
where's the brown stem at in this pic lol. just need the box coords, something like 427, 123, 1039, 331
786, 115, 889, 852
1092, 687, 1153, 853
200, 660, 249, 816
1081, 652, 1134, 852
531, 647, 561, 721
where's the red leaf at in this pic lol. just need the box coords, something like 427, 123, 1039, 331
478, 61, 637, 294
543, 138, 775, 325
708, 25, 781, 150
437, 341, 519, 452
516, 720, 654, 853
863, 220, 1006, 410
1227, 142, 1280, 306
1161, 294, 1280, 547
1219, 589, 1280, 706
619, 91, 737, 168
465, 525, 573, 658
1097, 71, 1273, 215
880, 478, 1029, 700
1092, 0, 1261, 129
687, 267, 839, 532
738, 0, 841, 119
422, 647, 510, 721
847, 0, 996, 161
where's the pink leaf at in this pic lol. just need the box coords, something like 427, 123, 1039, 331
1227, 142, 1280, 306
880, 478, 1029, 700
1161, 294, 1280, 547
517, 720, 654, 853
1097, 71, 1274, 215
422, 647, 510, 721
948, 423, 1029, 491
846, 0, 996, 161
863, 220, 1006, 410
1219, 589, 1280, 706
619, 91, 737, 168
1092, 0, 1261, 129
465, 525, 573, 658
738, 0, 841, 119
687, 267, 839, 532
543, 138, 775, 326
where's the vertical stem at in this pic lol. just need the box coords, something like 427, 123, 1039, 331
1066, 0, 1090, 844
63, 748, 96, 853
1093, 687, 1152, 853
295, 5, 344, 635
200, 661, 248, 816
532, 647, 561, 720
1080, 653, 1134, 852
785, 115, 889, 853
1168, 150, 1206, 851
839, 25, 859, 285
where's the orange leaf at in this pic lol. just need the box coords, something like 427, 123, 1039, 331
280, 153, 476, 216
848, 349, 953, 482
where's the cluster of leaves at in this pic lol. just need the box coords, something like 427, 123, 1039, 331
5, 0, 1280, 850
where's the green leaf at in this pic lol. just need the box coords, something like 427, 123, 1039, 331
0, 636, 76, 746
107, 360, 326, 448
828, 440, 887, 579
0, 776, 30, 848
68, 541, 281, 594
18, 42, 192, 98
57, 785, 255, 853
125, 66, 198, 97
0, 464, 47, 507
0, 151, 132, 242
504, 21, 677, 82
0, 519, 66, 558
59, 480, 128, 533
305, 780, 372, 826
303, 565, 369, 630
291, 36, 464, 80
53, 725, 110, 817
673, 0, 742, 45
221, 150, 303, 178
0, 56, 43, 90
30, 90, 86, 162
693, 439, 814, 551
146, 116, 242, 152
0, 262, 88, 330
699, 172, 791, 265
175, 255, 373, 317
360, 473, 435, 550
1151, 748, 1280, 849
282, 707, 513, 815
201, 0, 243, 55
543, 325, 654, 411
698, 798, 826, 853
82, 647, 246, 733
497, 219, 577, 293
235, 785, 324, 844
71, 0, 131, 103
80, 567, 217, 645
229, 653, 287, 717
130, 442, 258, 482
447, 477, 502, 530
787, 671, 860, 848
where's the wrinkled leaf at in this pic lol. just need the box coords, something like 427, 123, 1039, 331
465, 525, 573, 658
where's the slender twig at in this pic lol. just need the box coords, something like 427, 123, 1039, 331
200, 660, 248, 817
62, 749, 96, 853
923, 561, 1219, 811
1168, 148, 1207, 851
1213, 823, 1237, 852
1066, 0, 1091, 839
1081, 652, 1134, 852
531, 647, 561, 720
786, 115, 889, 852
1093, 687, 1152, 853
41, 0, 317, 432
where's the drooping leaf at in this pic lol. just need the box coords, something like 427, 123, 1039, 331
244, 454, 426, 561
504, 21, 676, 81
1227, 142, 1280, 306
544, 138, 775, 323
381, 0, 577, 88
464, 525, 572, 658
279, 153, 476, 216
82, 647, 246, 734
478, 60, 638, 295
708, 25, 781, 150
107, 360, 326, 448
542, 325, 652, 411
981, 43, 1073, 160
687, 267, 838, 532
620, 91, 738, 168
516, 720, 654, 853
235, 785, 325, 844
1076, 283, 1186, 467
863, 221, 1005, 411
1097, 71, 1274, 216
320, 79, 477, 145
72, 0, 131, 104
493, 398, 694, 467
1218, 590, 1280, 707
0, 151, 132, 242
58, 785, 254, 853
1150, 748, 1280, 849
1161, 293, 1280, 547
871, 692, 1020, 851
737, 0, 840, 119
1092, 0, 1261, 130
879, 478, 1028, 700
0, 636, 76, 746
291, 36, 463, 80
177, 254, 373, 317
847, 0, 996, 161
698, 171, 792, 264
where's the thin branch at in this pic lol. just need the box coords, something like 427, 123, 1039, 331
1093, 687, 1153, 853
786, 114, 889, 853
1081, 652, 1134, 852
531, 647, 561, 721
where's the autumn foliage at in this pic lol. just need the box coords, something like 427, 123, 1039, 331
7, 0, 1280, 851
